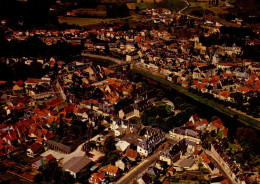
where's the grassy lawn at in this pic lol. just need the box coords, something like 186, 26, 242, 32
132, 68, 260, 130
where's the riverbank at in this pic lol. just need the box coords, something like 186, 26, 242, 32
132, 68, 260, 130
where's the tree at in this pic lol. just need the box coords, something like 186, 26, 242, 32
103, 135, 115, 155
50, 122, 59, 135
173, 97, 185, 109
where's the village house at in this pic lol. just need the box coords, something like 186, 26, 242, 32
31, 154, 55, 170
118, 106, 134, 119
13, 80, 24, 94
106, 164, 118, 177
115, 157, 133, 171
169, 126, 201, 144
27, 143, 43, 157
89, 173, 107, 184
137, 132, 165, 157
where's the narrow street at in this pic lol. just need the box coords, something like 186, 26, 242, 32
116, 151, 161, 184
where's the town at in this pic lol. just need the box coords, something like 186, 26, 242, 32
0, 0, 259, 184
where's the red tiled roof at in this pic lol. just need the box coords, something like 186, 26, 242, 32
221, 179, 232, 184
45, 154, 55, 161
220, 91, 230, 98
16, 80, 24, 87
202, 153, 210, 164
89, 173, 106, 183
26, 78, 39, 84
238, 86, 251, 93
47, 98, 63, 108
27, 143, 42, 152
223, 128, 228, 137
125, 149, 138, 159
197, 119, 208, 126
107, 165, 118, 174
211, 119, 224, 129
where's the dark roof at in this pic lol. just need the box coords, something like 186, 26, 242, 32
134, 99, 152, 111
121, 133, 140, 144
45, 140, 71, 153
121, 106, 134, 114
141, 173, 151, 184
199, 64, 216, 71
62, 156, 92, 174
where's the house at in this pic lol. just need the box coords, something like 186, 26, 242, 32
31, 154, 55, 170
207, 118, 224, 133
193, 65, 216, 79
106, 164, 118, 176
115, 157, 132, 171
125, 148, 139, 161
62, 156, 92, 178
89, 173, 107, 184
118, 106, 134, 119
169, 126, 201, 144
27, 143, 43, 157
121, 132, 140, 145
133, 99, 153, 117
166, 167, 176, 176
201, 153, 219, 174
25, 78, 40, 88
160, 140, 187, 165
137, 173, 151, 184
115, 141, 130, 152
178, 158, 196, 170
45, 140, 71, 154
13, 80, 24, 94
137, 133, 165, 157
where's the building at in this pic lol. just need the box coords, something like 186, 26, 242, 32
137, 132, 165, 157
210, 141, 244, 184
45, 140, 71, 154
169, 126, 201, 144
160, 140, 187, 165
89, 173, 107, 184
62, 156, 92, 178
27, 143, 42, 157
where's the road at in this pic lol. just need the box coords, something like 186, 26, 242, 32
116, 151, 161, 184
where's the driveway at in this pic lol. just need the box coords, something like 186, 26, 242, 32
41, 134, 101, 165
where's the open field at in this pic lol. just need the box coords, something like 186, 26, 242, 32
132, 68, 260, 130
185, 1, 229, 15
59, 16, 110, 26
58, 14, 144, 26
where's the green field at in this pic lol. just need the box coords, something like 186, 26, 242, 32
185, 1, 229, 15
132, 68, 260, 130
